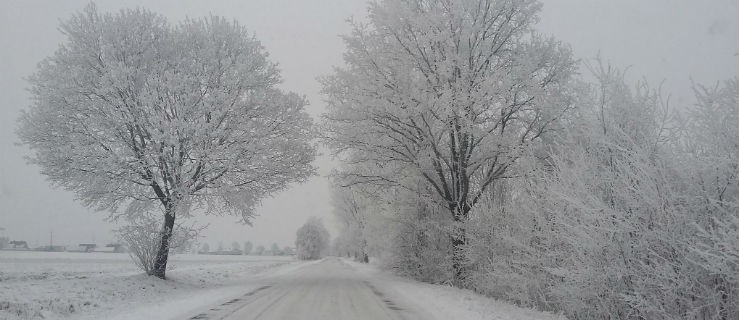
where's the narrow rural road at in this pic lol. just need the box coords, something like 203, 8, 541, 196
188, 258, 423, 320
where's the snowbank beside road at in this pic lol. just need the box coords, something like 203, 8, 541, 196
0, 251, 298, 320
342, 259, 566, 320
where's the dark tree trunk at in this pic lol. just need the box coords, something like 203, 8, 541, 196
450, 202, 471, 285
451, 231, 467, 284
152, 207, 175, 279
360, 240, 369, 263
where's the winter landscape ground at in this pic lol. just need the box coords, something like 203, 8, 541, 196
0, 252, 562, 320
1, 0, 736, 319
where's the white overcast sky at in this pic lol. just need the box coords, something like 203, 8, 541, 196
1, 0, 737, 249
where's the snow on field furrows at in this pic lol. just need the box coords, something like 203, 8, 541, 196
0, 252, 564, 320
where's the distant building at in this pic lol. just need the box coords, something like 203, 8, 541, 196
9, 240, 28, 249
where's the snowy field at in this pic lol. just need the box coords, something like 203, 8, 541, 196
0, 251, 296, 319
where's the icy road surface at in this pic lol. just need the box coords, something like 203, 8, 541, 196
188, 257, 422, 320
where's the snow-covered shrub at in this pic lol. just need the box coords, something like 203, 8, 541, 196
116, 215, 200, 275
530, 64, 683, 318
464, 178, 553, 308
680, 78, 739, 319
295, 217, 330, 260
530, 68, 738, 319
384, 195, 453, 283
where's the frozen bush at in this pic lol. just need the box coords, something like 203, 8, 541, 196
116, 215, 200, 275
295, 217, 330, 260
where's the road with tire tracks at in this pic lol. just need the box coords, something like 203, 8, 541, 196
187, 258, 423, 320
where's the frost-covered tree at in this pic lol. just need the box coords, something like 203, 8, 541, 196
243, 241, 253, 255
332, 233, 352, 257
684, 78, 739, 319
200, 242, 210, 254
270, 243, 281, 256
231, 241, 241, 253
255, 245, 265, 256
322, 0, 577, 281
17, 4, 315, 279
295, 217, 330, 260
330, 185, 370, 262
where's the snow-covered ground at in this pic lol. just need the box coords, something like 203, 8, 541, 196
0, 251, 298, 320
1, 252, 564, 320
199, 257, 565, 320
342, 259, 566, 320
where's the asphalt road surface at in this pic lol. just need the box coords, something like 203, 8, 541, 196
188, 258, 423, 320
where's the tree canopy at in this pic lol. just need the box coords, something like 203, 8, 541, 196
18, 4, 316, 278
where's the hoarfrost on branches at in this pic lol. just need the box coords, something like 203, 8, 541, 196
17, 4, 315, 279
116, 214, 202, 275
322, 0, 578, 282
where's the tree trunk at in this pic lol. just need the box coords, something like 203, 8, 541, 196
360, 239, 369, 263
451, 231, 466, 284
152, 207, 175, 279
451, 202, 470, 285
717, 275, 728, 320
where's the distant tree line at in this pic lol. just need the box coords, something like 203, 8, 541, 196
196, 240, 293, 256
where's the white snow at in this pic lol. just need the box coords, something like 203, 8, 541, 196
2, 251, 565, 320
342, 259, 567, 320
0, 251, 300, 320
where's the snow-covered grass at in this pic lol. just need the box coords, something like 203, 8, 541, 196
0, 251, 298, 320
342, 258, 567, 320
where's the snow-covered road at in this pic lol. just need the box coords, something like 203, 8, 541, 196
189, 258, 422, 320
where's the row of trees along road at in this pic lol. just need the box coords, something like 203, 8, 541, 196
325, 0, 737, 319
18, 4, 315, 279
